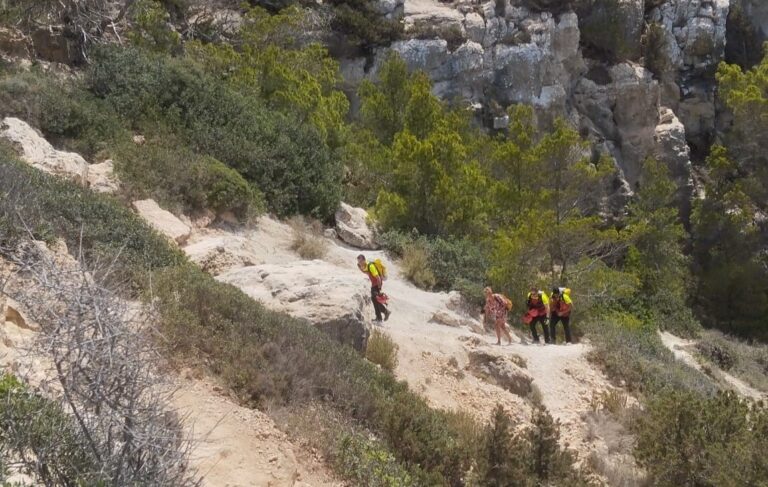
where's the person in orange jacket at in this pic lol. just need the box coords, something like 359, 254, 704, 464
523, 288, 550, 344
549, 287, 573, 344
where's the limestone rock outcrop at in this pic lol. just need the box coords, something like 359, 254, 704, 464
216, 261, 373, 351
87, 159, 119, 193
132, 199, 191, 245
467, 350, 533, 397
335, 202, 378, 250
1, 117, 89, 185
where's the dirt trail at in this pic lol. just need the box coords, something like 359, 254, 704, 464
185, 217, 621, 460
659, 331, 766, 401
174, 377, 340, 487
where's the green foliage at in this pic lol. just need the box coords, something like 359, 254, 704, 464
115, 139, 264, 219
643, 22, 672, 78
0, 69, 128, 158
0, 375, 99, 485
366, 330, 400, 372
187, 6, 350, 149
476, 405, 589, 486
488, 117, 618, 309
334, 434, 415, 486
401, 243, 437, 290
128, 0, 182, 53
696, 330, 768, 393
582, 312, 717, 395
0, 158, 184, 287
88, 46, 342, 219
635, 391, 768, 486
624, 158, 698, 336
691, 146, 768, 339
326, 0, 403, 53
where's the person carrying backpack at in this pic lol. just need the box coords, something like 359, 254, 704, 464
549, 287, 573, 344
483, 287, 513, 345
523, 287, 551, 344
357, 254, 391, 324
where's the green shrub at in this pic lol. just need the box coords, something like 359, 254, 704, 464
475, 405, 589, 486
334, 434, 415, 486
87, 46, 342, 219
401, 243, 436, 290
0, 375, 98, 485
696, 330, 768, 392
0, 158, 184, 287
582, 312, 717, 395
327, 0, 403, 53
366, 329, 399, 372
114, 139, 264, 219
0, 69, 128, 158
635, 390, 768, 486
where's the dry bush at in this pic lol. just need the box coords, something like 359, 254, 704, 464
365, 329, 399, 372
401, 243, 436, 290
590, 389, 629, 416
0, 241, 198, 486
288, 216, 328, 260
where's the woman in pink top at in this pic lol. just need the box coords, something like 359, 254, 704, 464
484, 287, 512, 345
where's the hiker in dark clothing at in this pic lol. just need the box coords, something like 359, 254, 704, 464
358, 254, 390, 324
549, 287, 573, 344
523, 288, 551, 344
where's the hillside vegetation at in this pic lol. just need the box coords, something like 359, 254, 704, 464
1, 1, 768, 485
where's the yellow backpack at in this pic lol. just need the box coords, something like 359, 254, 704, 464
372, 258, 387, 280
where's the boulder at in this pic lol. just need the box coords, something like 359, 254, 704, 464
87, 159, 119, 193
216, 261, 373, 351
467, 350, 533, 397
335, 202, 378, 250
1, 117, 89, 184
184, 236, 260, 275
464, 12, 486, 44
132, 199, 191, 245
429, 310, 479, 328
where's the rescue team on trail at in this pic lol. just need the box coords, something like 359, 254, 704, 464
357, 254, 574, 344
484, 286, 573, 345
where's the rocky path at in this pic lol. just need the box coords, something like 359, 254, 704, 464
184, 217, 621, 463
174, 377, 340, 487
659, 331, 766, 401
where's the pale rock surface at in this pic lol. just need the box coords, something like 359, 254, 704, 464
335, 202, 378, 250
1, 117, 89, 184
467, 350, 533, 397
132, 199, 191, 245
654, 107, 694, 213
429, 309, 480, 329
87, 159, 119, 193
216, 261, 373, 351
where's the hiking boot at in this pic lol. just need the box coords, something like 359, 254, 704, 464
384, 309, 391, 321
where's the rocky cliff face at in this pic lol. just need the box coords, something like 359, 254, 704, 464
340, 0, 763, 215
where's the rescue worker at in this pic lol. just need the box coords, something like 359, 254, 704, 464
523, 287, 550, 344
549, 287, 573, 344
357, 254, 390, 324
